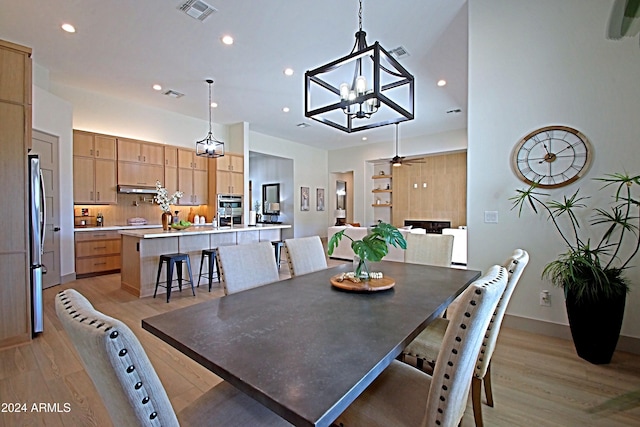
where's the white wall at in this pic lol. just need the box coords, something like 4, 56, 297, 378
249, 131, 329, 238
468, 0, 640, 341
49, 82, 228, 148
32, 86, 74, 281
328, 129, 467, 227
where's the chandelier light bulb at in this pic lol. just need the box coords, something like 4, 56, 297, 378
355, 76, 366, 96
340, 83, 350, 101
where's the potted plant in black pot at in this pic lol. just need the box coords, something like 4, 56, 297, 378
511, 173, 639, 364
327, 221, 407, 279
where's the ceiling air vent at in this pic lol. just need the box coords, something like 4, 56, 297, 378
389, 46, 410, 59
163, 89, 185, 99
178, 0, 217, 22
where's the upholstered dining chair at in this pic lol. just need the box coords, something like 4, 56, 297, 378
284, 236, 328, 277
404, 233, 454, 267
216, 242, 280, 295
402, 249, 530, 427
334, 265, 507, 427
55, 289, 292, 427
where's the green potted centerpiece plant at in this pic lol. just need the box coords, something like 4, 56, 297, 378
511, 172, 639, 364
327, 221, 407, 279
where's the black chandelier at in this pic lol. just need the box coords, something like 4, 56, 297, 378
196, 79, 225, 158
304, 0, 414, 133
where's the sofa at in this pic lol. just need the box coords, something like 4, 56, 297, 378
327, 225, 425, 262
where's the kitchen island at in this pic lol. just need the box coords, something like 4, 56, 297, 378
119, 224, 291, 297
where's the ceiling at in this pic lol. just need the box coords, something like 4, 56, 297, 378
0, 0, 468, 151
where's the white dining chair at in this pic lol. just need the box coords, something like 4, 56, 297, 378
404, 233, 454, 267
284, 236, 328, 277
55, 288, 292, 427
402, 249, 530, 427
216, 242, 280, 295
334, 265, 507, 427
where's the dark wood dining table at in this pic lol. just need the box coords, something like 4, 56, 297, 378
142, 261, 480, 427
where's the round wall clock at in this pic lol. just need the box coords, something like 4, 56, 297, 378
512, 125, 593, 188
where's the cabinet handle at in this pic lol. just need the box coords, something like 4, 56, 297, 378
143, 156, 146, 162
97, 192, 100, 201
90, 191, 94, 201
93, 234, 107, 237
94, 246, 107, 249
90, 149, 94, 156
165, 159, 168, 165
138, 155, 141, 161
93, 262, 107, 266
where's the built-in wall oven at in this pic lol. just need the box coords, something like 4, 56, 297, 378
217, 194, 242, 226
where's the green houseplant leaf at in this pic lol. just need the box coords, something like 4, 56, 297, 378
511, 173, 639, 304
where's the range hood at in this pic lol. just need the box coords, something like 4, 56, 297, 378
117, 185, 157, 194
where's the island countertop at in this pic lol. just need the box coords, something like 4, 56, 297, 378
119, 223, 291, 239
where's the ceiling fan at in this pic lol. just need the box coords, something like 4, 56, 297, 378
390, 123, 423, 167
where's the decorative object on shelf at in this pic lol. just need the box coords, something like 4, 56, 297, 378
195, 79, 225, 158
511, 172, 639, 364
316, 188, 325, 211
153, 181, 183, 230
511, 125, 592, 188
328, 221, 407, 278
304, 0, 414, 133
301, 186, 310, 211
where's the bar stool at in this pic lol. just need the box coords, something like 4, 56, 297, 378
198, 248, 221, 291
271, 240, 284, 270
154, 253, 195, 303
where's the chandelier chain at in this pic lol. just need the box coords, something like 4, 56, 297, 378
358, 0, 363, 31
208, 81, 213, 134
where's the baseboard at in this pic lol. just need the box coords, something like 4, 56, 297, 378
60, 273, 76, 284
503, 314, 640, 355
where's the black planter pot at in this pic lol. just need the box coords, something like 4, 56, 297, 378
565, 290, 626, 364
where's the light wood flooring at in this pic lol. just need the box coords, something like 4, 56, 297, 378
1, 262, 640, 426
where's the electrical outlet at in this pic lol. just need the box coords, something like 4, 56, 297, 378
540, 290, 551, 307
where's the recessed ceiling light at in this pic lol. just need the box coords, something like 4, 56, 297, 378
282, 107, 290, 113
61, 23, 76, 33
283, 68, 294, 76
221, 35, 234, 45
362, 136, 368, 141
437, 79, 447, 87
297, 123, 310, 128
152, 84, 162, 91
210, 102, 218, 108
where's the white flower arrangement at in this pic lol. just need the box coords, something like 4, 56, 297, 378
154, 181, 183, 213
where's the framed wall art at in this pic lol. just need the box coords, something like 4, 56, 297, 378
316, 188, 325, 211
300, 186, 310, 211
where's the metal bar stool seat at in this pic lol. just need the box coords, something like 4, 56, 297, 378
198, 248, 221, 291
271, 240, 285, 270
154, 253, 195, 303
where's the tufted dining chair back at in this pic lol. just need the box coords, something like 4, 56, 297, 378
424, 265, 507, 427
216, 242, 280, 295
284, 236, 328, 277
56, 288, 180, 426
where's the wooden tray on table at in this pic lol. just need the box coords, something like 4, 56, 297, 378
330, 274, 395, 292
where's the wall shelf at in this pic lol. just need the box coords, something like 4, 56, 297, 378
372, 175, 392, 179
372, 189, 392, 193
372, 203, 392, 207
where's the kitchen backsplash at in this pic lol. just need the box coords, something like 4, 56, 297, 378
74, 193, 210, 227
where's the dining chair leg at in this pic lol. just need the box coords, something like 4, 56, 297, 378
472, 376, 484, 427
484, 361, 494, 407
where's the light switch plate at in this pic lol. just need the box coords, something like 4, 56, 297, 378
484, 211, 498, 223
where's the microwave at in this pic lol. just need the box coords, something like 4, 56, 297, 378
217, 194, 242, 225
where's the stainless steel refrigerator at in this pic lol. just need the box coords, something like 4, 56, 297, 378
29, 154, 46, 335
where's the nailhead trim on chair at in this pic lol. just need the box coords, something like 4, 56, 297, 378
58, 290, 164, 425
432, 268, 506, 427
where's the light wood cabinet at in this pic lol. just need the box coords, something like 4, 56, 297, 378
117, 137, 164, 165
73, 130, 116, 160
0, 39, 31, 348
164, 146, 178, 195
216, 153, 243, 172
178, 148, 208, 170
178, 154, 208, 205
117, 161, 164, 187
216, 153, 244, 195
75, 231, 121, 277
73, 131, 118, 204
